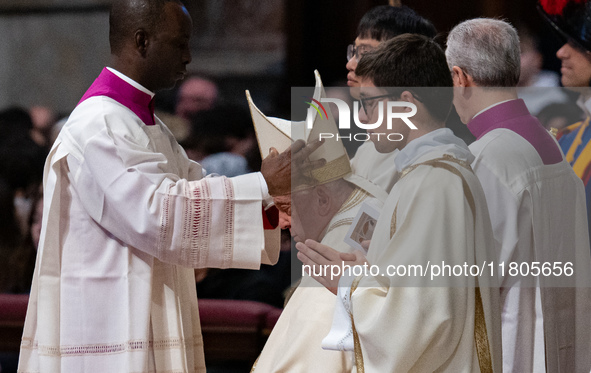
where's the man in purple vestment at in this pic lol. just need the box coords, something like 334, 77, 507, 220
447, 17, 591, 373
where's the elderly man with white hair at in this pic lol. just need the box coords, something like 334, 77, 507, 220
247, 71, 387, 372
446, 18, 591, 373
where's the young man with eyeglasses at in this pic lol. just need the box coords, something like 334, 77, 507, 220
345, 6, 437, 97
297, 33, 503, 372
346, 5, 437, 194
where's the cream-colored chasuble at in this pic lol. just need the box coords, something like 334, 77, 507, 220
324, 129, 503, 372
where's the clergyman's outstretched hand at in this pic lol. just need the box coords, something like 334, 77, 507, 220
260, 139, 325, 196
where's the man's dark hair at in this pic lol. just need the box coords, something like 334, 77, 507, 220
356, 34, 453, 122
357, 5, 437, 41
109, 0, 182, 56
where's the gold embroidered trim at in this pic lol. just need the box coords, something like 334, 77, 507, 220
434, 158, 491, 372
475, 287, 493, 373
326, 218, 354, 234
324, 188, 367, 235
309, 154, 352, 185
389, 203, 398, 239
400, 154, 471, 179
398, 154, 491, 372
399, 156, 475, 218
222, 178, 235, 268
339, 188, 369, 215
350, 277, 364, 373
433, 161, 475, 218
441, 154, 471, 170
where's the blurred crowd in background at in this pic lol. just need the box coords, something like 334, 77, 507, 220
0, 22, 586, 303
0, 73, 295, 309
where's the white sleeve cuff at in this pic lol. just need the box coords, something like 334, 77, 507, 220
321, 270, 360, 351
256, 172, 274, 209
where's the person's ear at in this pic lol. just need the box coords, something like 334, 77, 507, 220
315, 185, 332, 216
135, 29, 149, 56
452, 66, 476, 88
452, 66, 466, 87
399, 91, 418, 112
452, 66, 475, 100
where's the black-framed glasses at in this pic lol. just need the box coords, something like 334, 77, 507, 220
360, 91, 424, 116
347, 44, 375, 61
359, 94, 399, 116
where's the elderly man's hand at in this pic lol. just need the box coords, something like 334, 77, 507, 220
260, 139, 325, 196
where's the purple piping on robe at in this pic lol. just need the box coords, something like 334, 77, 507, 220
467, 99, 562, 165
78, 67, 155, 126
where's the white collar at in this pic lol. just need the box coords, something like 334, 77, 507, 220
576, 95, 591, 117
106, 67, 155, 98
394, 128, 474, 173
472, 99, 514, 120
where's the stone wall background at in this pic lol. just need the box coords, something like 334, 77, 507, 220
0, 0, 286, 115
0, 3, 110, 114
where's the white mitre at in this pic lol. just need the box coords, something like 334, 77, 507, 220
246, 90, 296, 158
246, 70, 387, 201
245, 90, 294, 261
